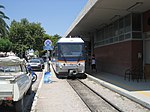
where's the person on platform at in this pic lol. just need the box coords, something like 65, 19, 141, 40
91, 54, 97, 72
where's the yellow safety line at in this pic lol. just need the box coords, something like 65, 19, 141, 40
137, 91, 150, 97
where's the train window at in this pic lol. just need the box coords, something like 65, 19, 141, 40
59, 44, 84, 57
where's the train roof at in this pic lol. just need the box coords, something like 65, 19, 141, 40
57, 37, 84, 43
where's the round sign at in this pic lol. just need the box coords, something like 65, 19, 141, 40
44, 39, 52, 46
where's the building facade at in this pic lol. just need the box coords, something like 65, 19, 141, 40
94, 13, 143, 75
65, 0, 150, 77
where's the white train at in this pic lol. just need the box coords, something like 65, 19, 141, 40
51, 37, 86, 78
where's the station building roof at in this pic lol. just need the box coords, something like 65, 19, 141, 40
64, 0, 150, 38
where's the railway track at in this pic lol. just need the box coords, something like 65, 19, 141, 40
67, 79, 123, 112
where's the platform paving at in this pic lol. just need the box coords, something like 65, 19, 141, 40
31, 64, 150, 111
30, 64, 90, 112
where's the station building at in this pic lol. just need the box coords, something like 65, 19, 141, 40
64, 0, 150, 78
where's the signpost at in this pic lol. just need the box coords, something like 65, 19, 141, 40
43, 39, 53, 72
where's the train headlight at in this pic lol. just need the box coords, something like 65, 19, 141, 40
59, 63, 66, 68
61, 63, 65, 66
77, 63, 80, 67
77, 62, 84, 67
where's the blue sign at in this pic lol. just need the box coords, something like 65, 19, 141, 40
43, 46, 53, 50
44, 39, 52, 46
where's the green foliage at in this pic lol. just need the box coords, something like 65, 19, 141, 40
0, 38, 12, 52
52, 34, 61, 46
9, 18, 45, 57
7, 17, 61, 57
0, 4, 9, 37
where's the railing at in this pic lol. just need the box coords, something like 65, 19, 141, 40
124, 65, 146, 82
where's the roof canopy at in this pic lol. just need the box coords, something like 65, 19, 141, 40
64, 0, 150, 37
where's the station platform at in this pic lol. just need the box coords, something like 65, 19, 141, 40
85, 70, 150, 110
31, 64, 150, 111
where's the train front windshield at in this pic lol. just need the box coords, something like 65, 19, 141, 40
58, 43, 84, 58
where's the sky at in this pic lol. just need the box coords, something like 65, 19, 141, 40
1, 0, 87, 36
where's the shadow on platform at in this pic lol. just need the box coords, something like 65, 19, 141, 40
85, 68, 150, 91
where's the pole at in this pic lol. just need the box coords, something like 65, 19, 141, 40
47, 50, 50, 72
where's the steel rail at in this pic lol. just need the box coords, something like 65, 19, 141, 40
67, 79, 123, 112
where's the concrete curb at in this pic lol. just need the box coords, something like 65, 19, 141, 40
30, 65, 46, 112
85, 73, 150, 110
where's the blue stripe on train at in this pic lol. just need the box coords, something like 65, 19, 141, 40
58, 57, 85, 61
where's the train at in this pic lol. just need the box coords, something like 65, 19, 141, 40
51, 37, 86, 78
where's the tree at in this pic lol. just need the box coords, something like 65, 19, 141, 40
52, 34, 61, 46
0, 38, 12, 55
29, 22, 45, 51
8, 18, 61, 57
9, 18, 45, 57
0, 5, 9, 37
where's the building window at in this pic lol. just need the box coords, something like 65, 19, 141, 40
108, 24, 113, 37
98, 30, 103, 41
109, 38, 113, 43
119, 18, 124, 34
95, 13, 142, 47
125, 14, 131, 33
119, 35, 124, 41
95, 32, 99, 42
114, 21, 119, 36
125, 33, 131, 39
132, 13, 141, 31
104, 27, 109, 39
132, 32, 142, 39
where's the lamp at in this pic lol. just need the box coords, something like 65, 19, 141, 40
110, 15, 120, 21
127, 2, 143, 11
